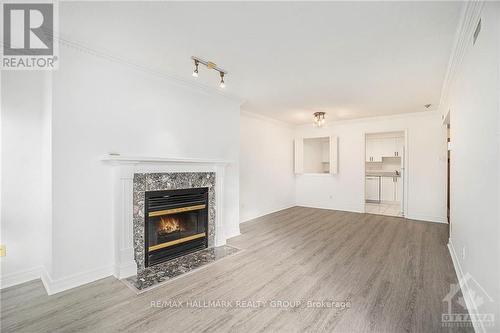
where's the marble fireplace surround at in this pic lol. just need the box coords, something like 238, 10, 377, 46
132, 172, 216, 271
102, 155, 232, 279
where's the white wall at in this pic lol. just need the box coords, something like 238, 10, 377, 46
0, 72, 47, 287
443, 2, 500, 330
239, 112, 295, 222
295, 112, 447, 222
46, 45, 241, 284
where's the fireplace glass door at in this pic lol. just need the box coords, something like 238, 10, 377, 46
145, 188, 208, 267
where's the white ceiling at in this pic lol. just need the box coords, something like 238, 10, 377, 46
61, 1, 463, 124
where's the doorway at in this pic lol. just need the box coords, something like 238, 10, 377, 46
364, 131, 405, 217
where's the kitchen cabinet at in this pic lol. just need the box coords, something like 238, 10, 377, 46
365, 177, 380, 202
381, 177, 394, 201
366, 138, 385, 162
380, 139, 395, 159
366, 139, 384, 162
366, 175, 402, 203
366, 136, 404, 161
366, 140, 373, 162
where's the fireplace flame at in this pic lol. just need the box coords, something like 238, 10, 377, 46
157, 216, 185, 234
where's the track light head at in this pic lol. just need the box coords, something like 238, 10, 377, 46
219, 72, 226, 88
192, 60, 199, 77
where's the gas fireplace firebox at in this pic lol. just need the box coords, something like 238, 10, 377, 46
145, 187, 208, 267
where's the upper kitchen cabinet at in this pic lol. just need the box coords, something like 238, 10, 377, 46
294, 136, 338, 174
395, 136, 404, 157
365, 140, 378, 162
366, 138, 387, 162
366, 132, 405, 161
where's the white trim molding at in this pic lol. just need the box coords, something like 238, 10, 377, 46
405, 213, 447, 224
439, 1, 484, 112
240, 204, 296, 224
240, 110, 294, 128
101, 154, 231, 165
0, 266, 42, 290
57, 35, 245, 106
296, 204, 365, 214
41, 265, 114, 296
448, 239, 488, 333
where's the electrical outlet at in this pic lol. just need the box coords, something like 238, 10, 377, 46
462, 247, 466, 260
0, 245, 5, 257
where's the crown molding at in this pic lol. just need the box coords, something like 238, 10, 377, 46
244, 109, 440, 129
294, 110, 441, 129
438, 1, 484, 111
240, 110, 295, 128
55, 34, 245, 106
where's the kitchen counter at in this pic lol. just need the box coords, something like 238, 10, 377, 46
366, 172, 400, 177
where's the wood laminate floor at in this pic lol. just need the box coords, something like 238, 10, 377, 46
1, 207, 472, 332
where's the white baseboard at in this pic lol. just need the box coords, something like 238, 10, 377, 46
246, 203, 447, 226
239, 203, 296, 223
113, 261, 137, 280
405, 213, 447, 224
296, 203, 364, 214
224, 229, 241, 240
297, 204, 447, 225
448, 239, 486, 333
41, 264, 114, 295
0, 266, 42, 289
40, 267, 52, 294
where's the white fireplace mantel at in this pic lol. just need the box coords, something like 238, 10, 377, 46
101, 154, 232, 165
101, 154, 233, 279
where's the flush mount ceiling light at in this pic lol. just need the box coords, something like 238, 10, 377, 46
313, 112, 326, 127
191, 56, 228, 89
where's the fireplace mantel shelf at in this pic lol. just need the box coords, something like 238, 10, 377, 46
100, 154, 232, 165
